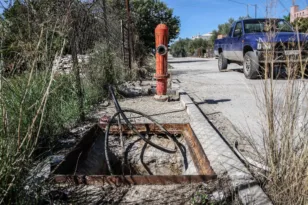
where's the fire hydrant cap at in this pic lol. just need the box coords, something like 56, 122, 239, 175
155, 24, 168, 31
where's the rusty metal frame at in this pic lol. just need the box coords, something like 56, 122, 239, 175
53, 175, 216, 186
53, 123, 216, 185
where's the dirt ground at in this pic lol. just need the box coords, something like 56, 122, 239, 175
43, 82, 242, 205
91, 94, 190, 125
50, 178, 240, 205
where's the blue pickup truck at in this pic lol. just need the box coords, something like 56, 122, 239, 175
214, 18, 308, 79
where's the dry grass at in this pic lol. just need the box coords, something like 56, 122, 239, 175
246, 18, 308, 205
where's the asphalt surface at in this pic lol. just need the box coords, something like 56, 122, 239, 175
169, 56, 308, 152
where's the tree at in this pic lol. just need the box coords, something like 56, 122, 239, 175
2, 0, 102, 72
284, 13, 290, 22
217, 18, 235, 35
188, 38, 207, 56
292, 17, 308, 33
2, 0, 72, 73
209, 30, 218, 48
131, 0, 180, 51
170, 38, 189, 57
170, 38, 208, 57
208, 16, 247, 48
2, 0, 102, 120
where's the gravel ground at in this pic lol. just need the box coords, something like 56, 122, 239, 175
50, 178, 239, 205
90, 91, 190, 124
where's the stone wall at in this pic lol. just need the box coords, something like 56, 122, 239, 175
52, 55, 90, 74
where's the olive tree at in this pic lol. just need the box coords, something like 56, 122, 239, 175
131, 0, 180, 51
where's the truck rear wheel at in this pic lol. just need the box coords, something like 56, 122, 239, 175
218, 52, 228, 71
243, 51, 259, 79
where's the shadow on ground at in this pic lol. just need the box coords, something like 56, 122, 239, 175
196, 99, 231, 105
226, 67, 308, 80
168, 59, 209, 64
171, 69, 218, 75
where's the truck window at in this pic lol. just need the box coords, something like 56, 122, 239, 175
244, 19, 293, 33
233, 22, 242, 37
228, 23, 234, 37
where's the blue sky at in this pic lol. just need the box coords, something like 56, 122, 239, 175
163, 0, 308, 39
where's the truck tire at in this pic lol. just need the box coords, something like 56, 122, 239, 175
218, 52, 228, 71
243, 51, 259, 79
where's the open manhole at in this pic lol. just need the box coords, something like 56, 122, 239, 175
53, 122, 216, 186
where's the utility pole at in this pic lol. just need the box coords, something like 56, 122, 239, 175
251, 4, 257, 18
255, 5, 257, 18
229, 0, 258, 18
229, 0, 249, 17
70, 1, 85, 122
125, 0, 132, 69
266, 5, 268, 17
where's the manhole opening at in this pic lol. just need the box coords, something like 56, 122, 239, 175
100, 132, 186, 176
54, 125, 188, 176
53, 124, 216, 185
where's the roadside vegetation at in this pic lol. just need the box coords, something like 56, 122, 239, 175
170, 16, 248, 58
170, 38, 208, 57
0, 0, 180, 203
235, 12, 308, 205
256, 21, 308, 204
190, 8, 307, 204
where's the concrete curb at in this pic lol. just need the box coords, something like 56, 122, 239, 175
178, 89, 272, 205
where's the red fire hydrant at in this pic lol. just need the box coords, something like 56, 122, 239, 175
154, 24, 169, 101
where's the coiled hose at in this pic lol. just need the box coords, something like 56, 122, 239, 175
104, 86, 182, 175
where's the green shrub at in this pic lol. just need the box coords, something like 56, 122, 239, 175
85, 42, 127, 100
0, 71, 77, 203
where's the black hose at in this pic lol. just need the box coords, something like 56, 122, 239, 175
104, 109, 179, 174
108, 86, 178, 152
105, 86, 187, 175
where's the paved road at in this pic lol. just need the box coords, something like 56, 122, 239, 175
169, 56, 308, 153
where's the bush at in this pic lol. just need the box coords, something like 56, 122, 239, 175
170, 38, 208, 57
0, 70, 81, 203
85, 42, 127, 101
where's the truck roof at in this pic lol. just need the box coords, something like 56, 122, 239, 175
240, 18, 284, 22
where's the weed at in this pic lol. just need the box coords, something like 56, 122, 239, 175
243, 10, 308, 205
191, 191, 211, 205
